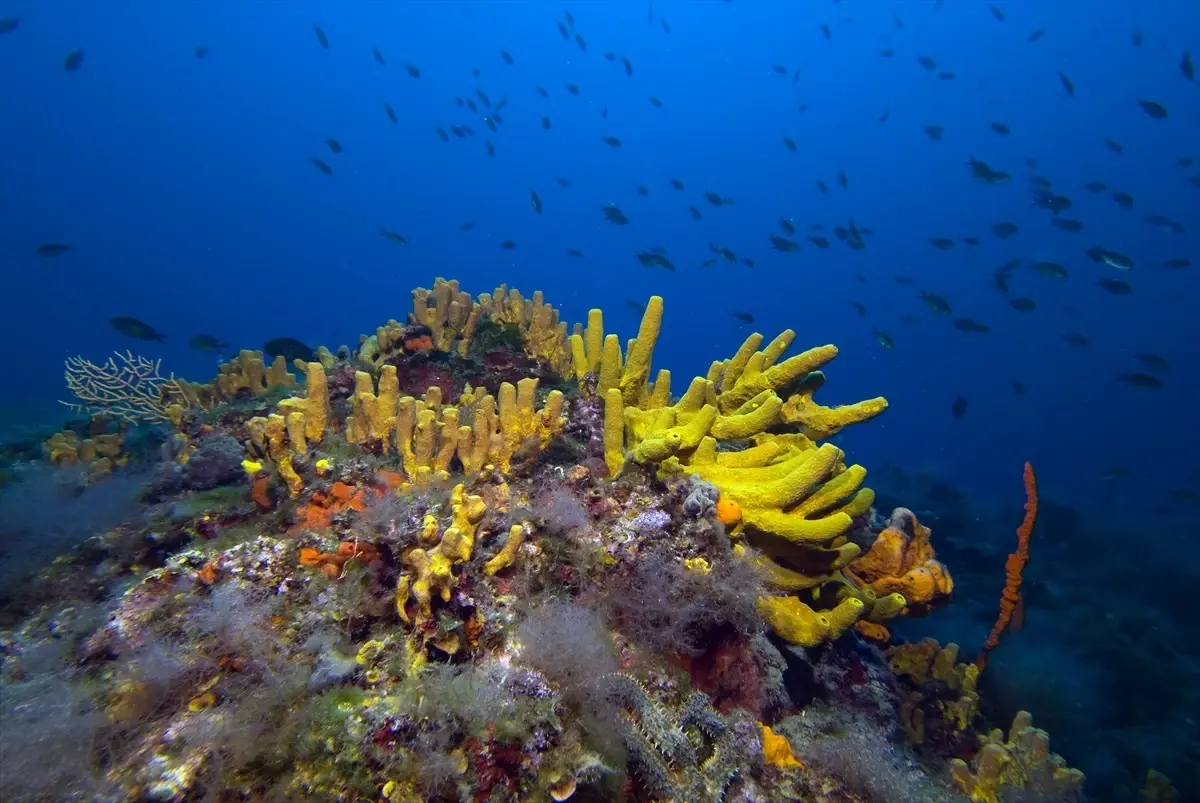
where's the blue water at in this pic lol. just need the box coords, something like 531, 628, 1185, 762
1, 1, 1197, 794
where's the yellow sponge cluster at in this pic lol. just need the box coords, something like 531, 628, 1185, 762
170, 349, 302, 411
356, 278, 576, 378
592, 298, 891, 647
950, 711, 1084, 803
344, 368, 565, 483
394, 483, 489, 653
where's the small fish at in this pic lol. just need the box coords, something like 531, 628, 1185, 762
1031, 261, 1069, 279
838, 170, 848, 188
990, 6, 1006, 21
530, 189, 542, 214
1112, 191, 1134, 208
564, 10, 575, 27
500, 240, 516, 250
380, 230, 407, 246
556, 21, 569, 38
404, 63, 421, 78
195, 45, 209, 59
771, 64, 788, 75
541, 116, 552, 130
635, 252, 676, 271
536, 86, 549, 97
991, 122, 1011, 135
1009, 297, 1036, 312
953, 318, 990, 333
1012, 380, 1027, 396
929, 237, 955, 250
566, 83, 580, 95
575, 32, 587, 51
555, 177, 570, 187
485, 139, 495, 157
966, 157, 1011, 184
924, 125, 944, 141
704, 191, 724, 207
688, 206, 702, 221
636, 185, 649, 197
264, 337, 313, 362
311, 157, 333, 175
313, 24, 329, 49
435, 127, 449, 143
1118, 373, 1162, 389
1183, 52, 1195, 82
0, 18, 19, 34
917, 55, 937, 71
877, 106, 891, 123
602, 136, 622, 148
951, 397, 968, 419
880, 48, 895, 58
991, 222, 1019, 239
627, 300, 646, 314
1050, 218, 1084, 232
1105, 138, 1124, 153
742, 258, 755, 268
1137, 99, 1168, 119
808, 236, 830, 249
1032, 189, 1072, 214
1096, 277, 1132, 295
1163, 258, 1190, 269
937, 71, 957, 80
962, 236, 980, 247
1137, 354, 1169, 373
920, 292, 952, 315
1178, 156, 1193, 168
602, 205, 629, 225
660, 18, 670, 33
851, 302, 866, 316
621, 56, 634, 76
1063, 332, 1090, 348
566, 248, 583, 258
993, 260, 1019, 293
459, 221, 475, 231
873, 330, 895, 349
111, 316, 166, 342
500, 50, 514, 64
648, 96, 663, 108
35, 243, 72, 257
782, 137, 797, 152
816, 180, 829, 195
1027, 27, 1046, 42
1132, 28, 1143, 47
325, 137, 342, 154
769, 235, 800, 252
189, 334, 229, 353
820, 23, 831, 40
63, 48, 84, 71
384, 102, 397, 124
372, 47, 385, 65
1057, 71, 1075, 96
778, 218, 796, 235
476, 88, 491, 108
734, 312, 755, 324
1082, 180, 1107, 193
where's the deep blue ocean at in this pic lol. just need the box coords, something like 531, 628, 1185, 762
1, 1, 1197, 799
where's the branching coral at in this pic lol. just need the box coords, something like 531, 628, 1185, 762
61, 350, 188, 424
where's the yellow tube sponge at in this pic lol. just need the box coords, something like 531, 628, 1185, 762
717, 341, 838, 412
618, 295, 663, 404
603, 388, 626, 477
780, 370, 889, 440
756, 595, 864, 647
484, 523, 527, 575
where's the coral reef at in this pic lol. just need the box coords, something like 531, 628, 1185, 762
0, 278, 1104, 803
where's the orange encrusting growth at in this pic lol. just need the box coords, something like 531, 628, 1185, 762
299, 541, 381, 580
976, 462, 1038, 669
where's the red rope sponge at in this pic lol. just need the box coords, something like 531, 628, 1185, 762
976, 461, 1038, 669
